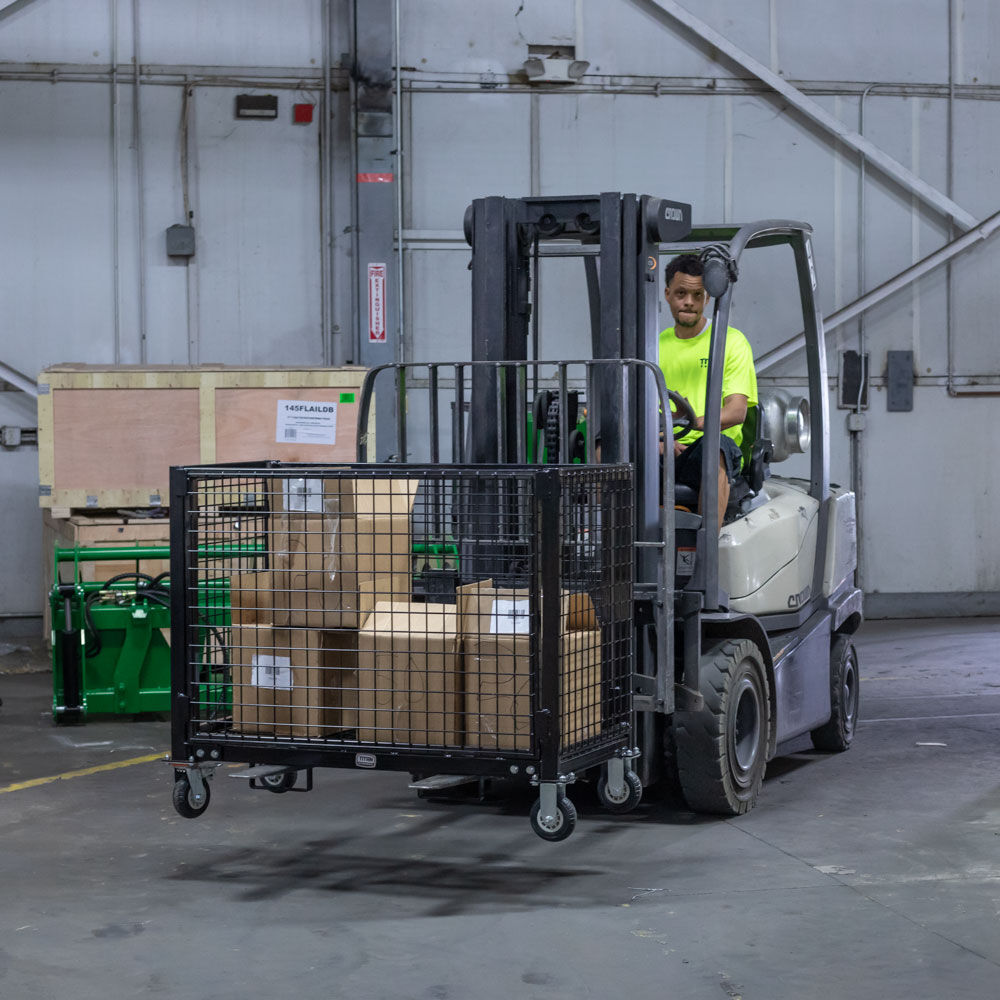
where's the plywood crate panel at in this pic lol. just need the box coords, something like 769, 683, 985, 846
37, 365, 368, 510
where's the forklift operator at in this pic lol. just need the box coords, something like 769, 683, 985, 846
659, 253, 758, 527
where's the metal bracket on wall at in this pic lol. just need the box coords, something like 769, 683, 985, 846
886, 351, 914, 412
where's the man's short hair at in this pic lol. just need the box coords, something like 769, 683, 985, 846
664, 253, 704, 289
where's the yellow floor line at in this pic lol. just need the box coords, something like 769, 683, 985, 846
0, 752, 165, 795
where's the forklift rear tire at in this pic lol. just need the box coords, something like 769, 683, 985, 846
674, 638, 770, 816
172, 775, 211, 819
810, 635, 860, 752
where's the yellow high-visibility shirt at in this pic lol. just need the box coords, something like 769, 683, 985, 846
658, 322, 757, 448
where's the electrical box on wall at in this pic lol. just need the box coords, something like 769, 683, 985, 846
235, 94, 278, 120
886, 350, 914, 412
166, 224, 195, 258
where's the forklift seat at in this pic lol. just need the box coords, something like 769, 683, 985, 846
672, 405, 772, 518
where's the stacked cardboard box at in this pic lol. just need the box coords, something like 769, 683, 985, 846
457, 581, 602, 750
358, 601, 461, 745
231, 624, 329, 738
272, 477, 418, 629
227, 477, 419, 739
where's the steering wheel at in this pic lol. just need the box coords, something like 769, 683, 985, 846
667, 390, 698, 440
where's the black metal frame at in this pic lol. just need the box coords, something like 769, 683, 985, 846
169, 462, 634, 785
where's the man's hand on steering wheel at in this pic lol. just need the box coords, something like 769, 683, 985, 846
667, 390, 698, 440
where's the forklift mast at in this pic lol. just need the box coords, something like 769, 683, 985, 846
464, 194, 691, 580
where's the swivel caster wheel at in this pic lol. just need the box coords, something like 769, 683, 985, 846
529, 796, 577, 842
172, 775, 211, 819
596, 769, 643, 814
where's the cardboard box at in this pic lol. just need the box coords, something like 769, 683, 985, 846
322, 628, 361, 733
274, 478, 418, 629
358, 601, 461, 746
229, 569, 289, 626
231, 625, 327, 738
457, 581, 602, 750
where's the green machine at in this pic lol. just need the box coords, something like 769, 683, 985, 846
50, 544, 237, 724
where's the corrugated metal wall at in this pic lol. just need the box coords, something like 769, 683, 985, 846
1, 0, 998, 621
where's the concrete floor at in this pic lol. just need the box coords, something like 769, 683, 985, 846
2, 617, 999, 1000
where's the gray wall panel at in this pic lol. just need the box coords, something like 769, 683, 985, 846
190, 86, 323, 366
0, 81, 116, 370
407, 92, 532, 229
775, 1, 949, 84
0, 0, 324, 67
956, 0, 1000, 85
537, 93, 728, 217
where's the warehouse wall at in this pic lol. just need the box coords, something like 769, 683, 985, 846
1, 0, 999, 622
396, 0, 1000, 615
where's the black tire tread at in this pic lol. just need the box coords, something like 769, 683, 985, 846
530, 796, 577, 841
596, 769, 643, 814
811, 635, 860, 752
172, 776, 210, 819
674, 638, 770, 816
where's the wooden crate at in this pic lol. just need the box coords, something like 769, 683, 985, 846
42, 510, 172, 639
37, 365, 369, 510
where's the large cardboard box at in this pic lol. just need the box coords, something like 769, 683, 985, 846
274, 478, 418, 629
358, 601, 461, 746
457, 581, 602, 750
231, 625, 327, 738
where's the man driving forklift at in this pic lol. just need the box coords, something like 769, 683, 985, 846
659, 253, 758, 527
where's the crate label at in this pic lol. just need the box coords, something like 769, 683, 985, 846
275, 399, 337, 446
490, 598, 530, 635
251, 654, 292, 689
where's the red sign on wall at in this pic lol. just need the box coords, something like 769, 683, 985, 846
367, 262, 387, 343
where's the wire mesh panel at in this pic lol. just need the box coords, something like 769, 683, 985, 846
171, 464, 633, 775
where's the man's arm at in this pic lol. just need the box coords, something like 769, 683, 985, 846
694, 393, 749, 433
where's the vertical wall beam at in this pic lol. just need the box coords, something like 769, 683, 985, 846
354, 0, 397, 459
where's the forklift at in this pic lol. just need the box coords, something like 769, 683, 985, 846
363, 192, 862, 821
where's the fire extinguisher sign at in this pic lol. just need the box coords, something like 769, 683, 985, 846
367, 262, 387, 343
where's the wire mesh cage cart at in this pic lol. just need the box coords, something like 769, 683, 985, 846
168, 462, 634, 840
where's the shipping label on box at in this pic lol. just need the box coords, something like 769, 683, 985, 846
231, 625, 326, 738
458, 580, 602, 750
358, 601, 461, 746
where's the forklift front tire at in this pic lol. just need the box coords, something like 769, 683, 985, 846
674, 638, 770, 816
